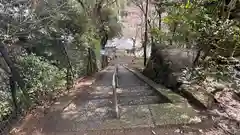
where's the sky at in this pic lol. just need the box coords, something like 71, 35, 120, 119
105, 37, 134, 49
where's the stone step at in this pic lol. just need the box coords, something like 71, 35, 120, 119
62, 105, 114, 122
118, 90, 158, 97
88, 89, 160, 100
149, 103, 199, 126
100, 103, 198, 129
68, 103, 199, 131
71, 95, 166, 110
122, 65, 187, 103
87, 91, 170, 106
86, 94, 166, 106
117, 86, 153, 92
118, 95, 166, 106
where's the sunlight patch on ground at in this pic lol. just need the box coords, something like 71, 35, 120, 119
62, 103, 79, 120
63, 103, 77, 111
93, 86, 112, 95
117, 88, 123, 93
54, 102, 61, 105
180, 114, 190, 119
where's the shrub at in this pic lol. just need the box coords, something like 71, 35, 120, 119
17, 54, 66, 101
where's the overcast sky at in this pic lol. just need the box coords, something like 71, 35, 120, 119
105, 37, 134, 49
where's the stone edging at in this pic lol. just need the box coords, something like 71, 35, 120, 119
123, 65, 216, 110
122, 65, 187, 104
179, 85, 215, 109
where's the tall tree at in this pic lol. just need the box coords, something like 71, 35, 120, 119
143, 0, 149, 66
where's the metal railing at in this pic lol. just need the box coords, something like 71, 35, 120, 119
112, 64, 119, 118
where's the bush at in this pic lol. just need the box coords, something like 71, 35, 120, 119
0, 100, 12, 121
0, 67, 12, 121
17, 54, 66, 101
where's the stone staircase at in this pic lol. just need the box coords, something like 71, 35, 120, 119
58, 65, 199, 131
117, 66, 170, 106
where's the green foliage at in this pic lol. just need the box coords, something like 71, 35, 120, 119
17, 54, 66, 100
0, 101, 12, 121
0, 0, 123, 127
0, 54, 66, 121
153, 0, 240, 57
100, 8, 122, 39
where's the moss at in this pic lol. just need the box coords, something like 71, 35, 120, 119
150, 103, 198, 126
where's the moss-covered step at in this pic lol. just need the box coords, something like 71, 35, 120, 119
85, 103, 199, 130
181, 88, 215, 109
87, 105, 154, 130
118, 95, 167, 105
123, 65, 187, 103
150, 103, 200, 126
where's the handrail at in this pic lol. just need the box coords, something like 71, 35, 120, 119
112, 64, 119, 118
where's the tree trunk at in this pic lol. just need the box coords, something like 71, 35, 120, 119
91, 48, 98, 72
94, 1, 109, 69
10, 76, 18, 113
57, 39, 73, 90
144, 0, 149, 66
66, 67, 71, 91
158, 10, 162, 30
100, 32, 109, 69
132, 38, 136, 56
193, 48, 202, 67
155, 2, 162, 31
170, 22, 178, 46
0, 43, 30, 103
231, 45, 238, 57
87, 47, 96, 75
132, 25, 139, 57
